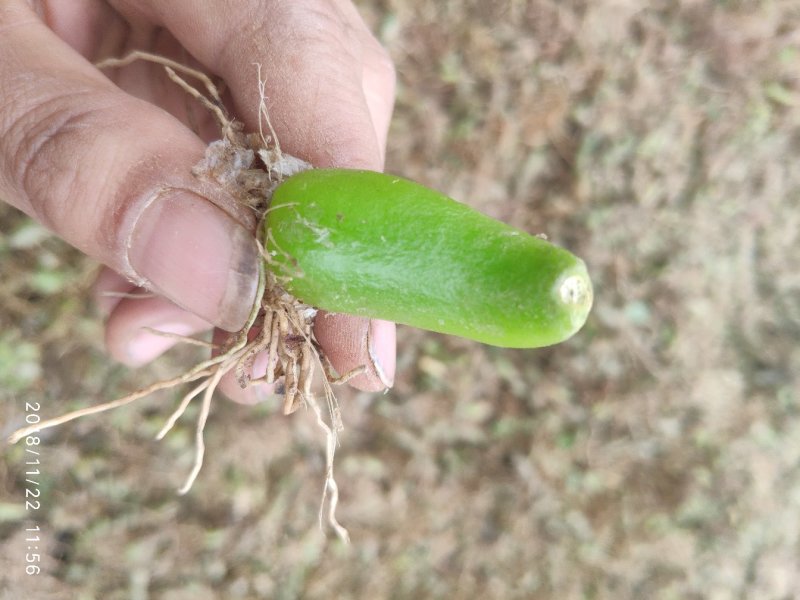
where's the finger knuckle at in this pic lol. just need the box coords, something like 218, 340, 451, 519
1, 87, 104, 228
229, 0, 356, 64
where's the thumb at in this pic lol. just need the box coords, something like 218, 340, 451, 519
0, 4, 259, 331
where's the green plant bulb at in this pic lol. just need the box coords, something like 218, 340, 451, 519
265, 169, 592, 348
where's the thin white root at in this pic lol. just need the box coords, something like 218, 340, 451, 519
306, 386, 349, 544
322, 360, 368, 387
265, 312, 280, 385
177, 352, 236, 495
155, 379, 212, 441
140, 327, 218, 349
96, 51, 230, 133
7, 368, 213, 445
100, 291, 156, 300
367, 324, 394, 389
163, 66, 230, 132
96, 50, 225, 106
8, 261, 265, 447
256, 63, 282, 159
323, 368, 345, 436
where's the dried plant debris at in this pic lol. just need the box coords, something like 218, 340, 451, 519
7, 51, 357, 542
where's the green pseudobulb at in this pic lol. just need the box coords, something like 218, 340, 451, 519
264, 169, 592, 348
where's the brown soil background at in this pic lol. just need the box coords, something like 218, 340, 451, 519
2, 2, 800, 598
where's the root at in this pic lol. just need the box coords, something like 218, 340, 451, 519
8, 51, 352, 542
140, 328, 218, 350
100, 291, 156, 300
7, 366, 214, 445
156, 379, 212, 441
178, 350, 233, 495
308, 385, 349, 543
96, 51, 230, 132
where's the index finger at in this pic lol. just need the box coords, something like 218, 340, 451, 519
111, 0, 395, 170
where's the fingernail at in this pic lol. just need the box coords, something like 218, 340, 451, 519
368, 319, 396, 388
128, 191, 259, 331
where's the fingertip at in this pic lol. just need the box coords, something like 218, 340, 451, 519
314, 313, 396, 392
105, 296, 211, 367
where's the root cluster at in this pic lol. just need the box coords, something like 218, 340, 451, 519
7, 52, 354, 542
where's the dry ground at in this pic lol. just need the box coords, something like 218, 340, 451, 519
2, 1, 800, 598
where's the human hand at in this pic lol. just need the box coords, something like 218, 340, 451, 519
0, 0, 396, 402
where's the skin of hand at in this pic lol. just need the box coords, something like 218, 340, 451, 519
0, 0, 397, 403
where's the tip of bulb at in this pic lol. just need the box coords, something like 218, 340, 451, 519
559, 274, 592, 308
